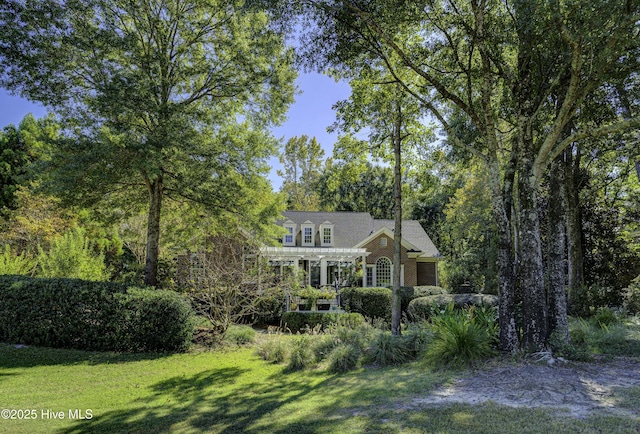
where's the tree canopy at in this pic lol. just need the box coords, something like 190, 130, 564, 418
0, 0, 297, 285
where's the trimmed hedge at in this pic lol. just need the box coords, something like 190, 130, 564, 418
407, 293, 498, 321
0, 275, 194, 352
341, 287, 392, 320
282, 312, 365, 333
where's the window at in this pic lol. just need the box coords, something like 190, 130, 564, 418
366, 265, 374, 287
376, 257, 391, 287
301, 222, 315, 246
320, 221, 334, 246
380, 237, 387, 247
283, 222, 296, 246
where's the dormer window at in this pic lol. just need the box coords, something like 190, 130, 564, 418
283, 221, 296, 246
301, 221, 315, 246
320, 221, 334, 246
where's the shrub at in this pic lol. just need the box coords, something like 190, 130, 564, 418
623, 276, 640, 315
0, 276, 194, 352
255, 338, 289, 363
327, 343, 361, 373
36, 227, 108, 281
402, 322, 433, 358
407, 294, 498, 321
569, 284, 624, 317
398, 286, 448, 314
287, 336, 316, 371
341, 287, 392, 321
591, 307, 619, 329
424, 305, 498, 368
224, 325, 257, 345
118, 287, 194, 352
366, 331, 411, 366
0, 245, 36, 275
282, 311, 364, 333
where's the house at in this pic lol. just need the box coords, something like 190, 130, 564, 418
261, 211, 440, 289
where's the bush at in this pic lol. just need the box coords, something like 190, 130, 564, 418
366, 331, 411, 366
255, 337, 289, 363
118, 287, 194, 352
407, 294, 498, 321
341, 287, 392, 321
36, 227, 108, 281
223, 325, 257, 346
398, 286, 448, 314
282, 311, 364, 333
327, 343, 361, 373
402, 323, 433, 358
569, 284, 624, 317
287, 336, 316, 371
623, 276, 640, 315
0, 275, 194, 352
424, 305, 498, 368
1, 245, 36, 275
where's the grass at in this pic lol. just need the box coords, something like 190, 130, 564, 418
1, 319, 639, 433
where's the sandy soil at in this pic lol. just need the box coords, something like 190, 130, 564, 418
411, 356, 640, 419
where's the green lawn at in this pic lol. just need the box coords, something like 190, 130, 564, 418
1, 341, 639, 433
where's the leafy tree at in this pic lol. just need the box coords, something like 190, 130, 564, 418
277, 135, 325, 210
318, 159, 395, 218
0, 244, 36, 275
0, 0, 296, 286
275, 0, 640, 351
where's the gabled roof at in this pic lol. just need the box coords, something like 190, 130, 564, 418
374, 219, 440, 258
278, 211, 440, 258
279, 211, 374, 248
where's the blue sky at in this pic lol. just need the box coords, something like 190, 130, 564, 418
0, 72, 351, 191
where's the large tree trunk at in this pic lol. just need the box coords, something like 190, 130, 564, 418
517, 156, 548, 351
565, 146, 584, 300
391, 103, 402, 336
145, 176, 163, 287
488, 154, 519, 352
547, 156, 569, 343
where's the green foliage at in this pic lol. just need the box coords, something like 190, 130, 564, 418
566, 316, 640, 358
255, 337, 289, 363
0, 244, 36, 275
282, 312, 364, 333
569, 284, 625, 317
0, 0, 296, 286
366, 332, 411, 366
399, 285, 448, 314
407, 297, 441, 321
341, 287, 392, 321
424, 305, 498, 368
326, 343, 361, 373
623, 276, 640, 315
277, 135, 325, 210
117, 288, 194, 352
592, 308, 620, 329
287, 336, 316, 371
36, 227, 107, 281
0, 275, 194, 352
224, 325, 258, 346
402, 322, 433, 359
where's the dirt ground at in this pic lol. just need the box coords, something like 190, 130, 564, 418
411, 356, 640, 420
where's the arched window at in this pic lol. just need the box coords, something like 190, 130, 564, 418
376, 257, 391, 287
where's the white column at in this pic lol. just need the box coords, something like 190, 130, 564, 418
362, 255, 367, 287
320, 258, 327, 287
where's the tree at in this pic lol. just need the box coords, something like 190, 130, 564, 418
317, 158, 396, 218
0, 0, 296, 286
277, 135, 325, 210
271, 0, 640, 350
331, 65, 434, 335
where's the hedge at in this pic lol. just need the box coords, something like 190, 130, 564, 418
0, 275, 194, 352
282, 312, 365, 333
407, 293, 499, 321
340, 287, 392, 321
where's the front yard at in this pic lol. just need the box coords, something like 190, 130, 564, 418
2, 329, 639, 433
